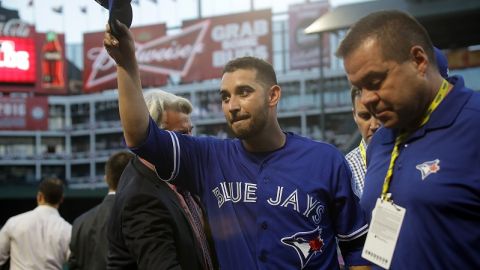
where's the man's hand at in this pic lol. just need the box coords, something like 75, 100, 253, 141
103, 20, 136, 71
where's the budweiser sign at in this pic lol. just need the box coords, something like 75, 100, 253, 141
136, 20, 209, 77
84, 21, 209, 91
83, 10, 272, 92
84, 23, 169, 92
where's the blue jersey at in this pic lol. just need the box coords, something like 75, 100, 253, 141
131, 125, 369, 269
361, 76, 480, 269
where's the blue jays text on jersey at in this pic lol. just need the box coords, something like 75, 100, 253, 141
212, 181, 327, 225
131, 119, 369, 270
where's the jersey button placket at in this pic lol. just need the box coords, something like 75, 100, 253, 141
261, 221, 268, 230
259, 250, 267, 262
258, 161, 269, 266
260, 162, 267, 172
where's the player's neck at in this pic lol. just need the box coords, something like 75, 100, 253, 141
242, 124, 285, 153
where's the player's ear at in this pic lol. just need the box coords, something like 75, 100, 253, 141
268, 85, 281, 107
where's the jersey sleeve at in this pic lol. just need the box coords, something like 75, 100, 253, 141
129, 117, 182, 181
129, 116, 209, 195
333, 157, 370, 266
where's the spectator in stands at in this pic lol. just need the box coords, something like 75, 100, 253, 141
69, 151, 134, 270
0, 177, 71, 270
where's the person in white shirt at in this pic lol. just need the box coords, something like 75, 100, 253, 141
0, 177, 72, 270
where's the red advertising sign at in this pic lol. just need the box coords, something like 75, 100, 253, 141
182, 9, 272, 83
35, 32, 68, 94
288, 1, 330, 70
0, 37, 36, 83
447, 48, 480, 69
83, 24, 168, 93
0, 96, 48, 130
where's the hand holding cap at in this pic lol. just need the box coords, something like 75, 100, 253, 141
94, 0, 133, 37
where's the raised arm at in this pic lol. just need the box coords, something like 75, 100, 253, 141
103, 20, 150, 147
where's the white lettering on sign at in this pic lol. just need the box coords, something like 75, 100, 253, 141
137, 42, 202, 63
211, 20, 268, 41
0, 102, 26, 117
85, 20, 210, 88
211, 19, 269, 68
212, 46, 268, 68
0, 19, 31, 37
0, 40, 30, 70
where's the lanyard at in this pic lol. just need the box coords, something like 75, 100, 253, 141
359, 139, 367, 167
381, 79, 449, 200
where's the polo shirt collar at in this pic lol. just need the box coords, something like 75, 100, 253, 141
381, 76, 471, 144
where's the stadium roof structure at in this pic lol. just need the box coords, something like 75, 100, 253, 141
305, 0, 480, 49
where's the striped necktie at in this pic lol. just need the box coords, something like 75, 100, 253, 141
180, 190, 214, 270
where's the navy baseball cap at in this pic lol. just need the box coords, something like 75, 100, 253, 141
434, 47, 449, 79
94, 0, 133, 35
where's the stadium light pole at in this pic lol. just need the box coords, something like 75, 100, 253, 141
197, 0, 202, 18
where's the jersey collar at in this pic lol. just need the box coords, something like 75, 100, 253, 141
380, 76, 471, 144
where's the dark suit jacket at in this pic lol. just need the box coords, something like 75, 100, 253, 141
107, 156, 204, 270
69, 194, 115, 270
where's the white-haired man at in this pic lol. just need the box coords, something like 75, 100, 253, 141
107, 90, 215, 270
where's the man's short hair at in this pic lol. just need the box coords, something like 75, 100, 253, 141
38, 177, 65, 205
336, 10, 435, 66
144, 90, 193, 128
222, 56, 278, 89
105, 151, 134, 190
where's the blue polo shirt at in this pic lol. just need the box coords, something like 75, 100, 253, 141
360, 76, 480, 269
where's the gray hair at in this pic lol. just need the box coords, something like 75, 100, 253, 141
144, 90, 193, 128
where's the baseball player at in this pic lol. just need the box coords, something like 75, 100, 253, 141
104, 20, 369, 270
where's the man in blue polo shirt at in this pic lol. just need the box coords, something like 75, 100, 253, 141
336, 10, 480, 269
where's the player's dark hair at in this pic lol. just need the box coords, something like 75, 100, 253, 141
223, 56, 278, 89
105, 151, 134, 190
336, 10, 435, 65
38, 177, 65, 205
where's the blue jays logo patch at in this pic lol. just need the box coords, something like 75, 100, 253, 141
281, 227, 324, 269
416, 159, 440, 180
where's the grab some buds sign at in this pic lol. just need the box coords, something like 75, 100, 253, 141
83, 24, 168, 93
181, 9, 272, 83
83, 9, 272, 92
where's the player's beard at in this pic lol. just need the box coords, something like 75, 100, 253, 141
228, 109, 268, 140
